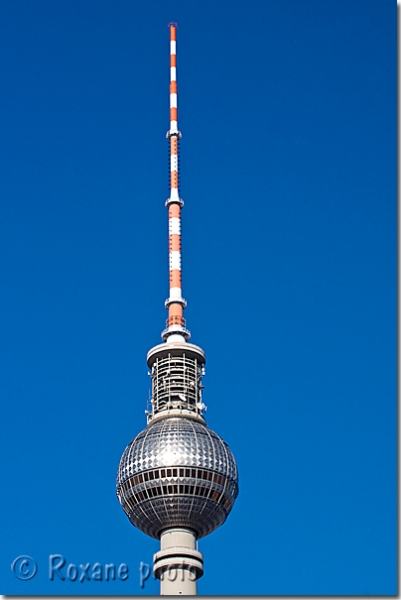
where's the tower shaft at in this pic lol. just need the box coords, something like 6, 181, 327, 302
154, 528, 203, 595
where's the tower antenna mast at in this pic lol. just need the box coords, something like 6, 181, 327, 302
163, 22, 189, 343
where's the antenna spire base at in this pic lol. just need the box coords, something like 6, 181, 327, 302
161, 324, 191, 342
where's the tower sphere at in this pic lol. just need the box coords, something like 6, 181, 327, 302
116, 417, 239, 539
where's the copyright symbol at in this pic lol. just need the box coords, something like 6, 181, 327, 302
11, 555, 37, 580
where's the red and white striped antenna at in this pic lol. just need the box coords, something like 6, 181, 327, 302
162, 23, 190, 343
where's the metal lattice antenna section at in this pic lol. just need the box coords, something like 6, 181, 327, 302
146, 342, 207, 423
162, 23, 190, 343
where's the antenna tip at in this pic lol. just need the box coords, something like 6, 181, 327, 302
168, 22, 178, 28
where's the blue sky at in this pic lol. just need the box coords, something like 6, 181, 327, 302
0, 0, 396, 595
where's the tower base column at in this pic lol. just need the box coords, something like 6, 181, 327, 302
153, 528, 203, 595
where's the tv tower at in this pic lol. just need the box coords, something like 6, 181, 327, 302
116, 23, 239, 595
